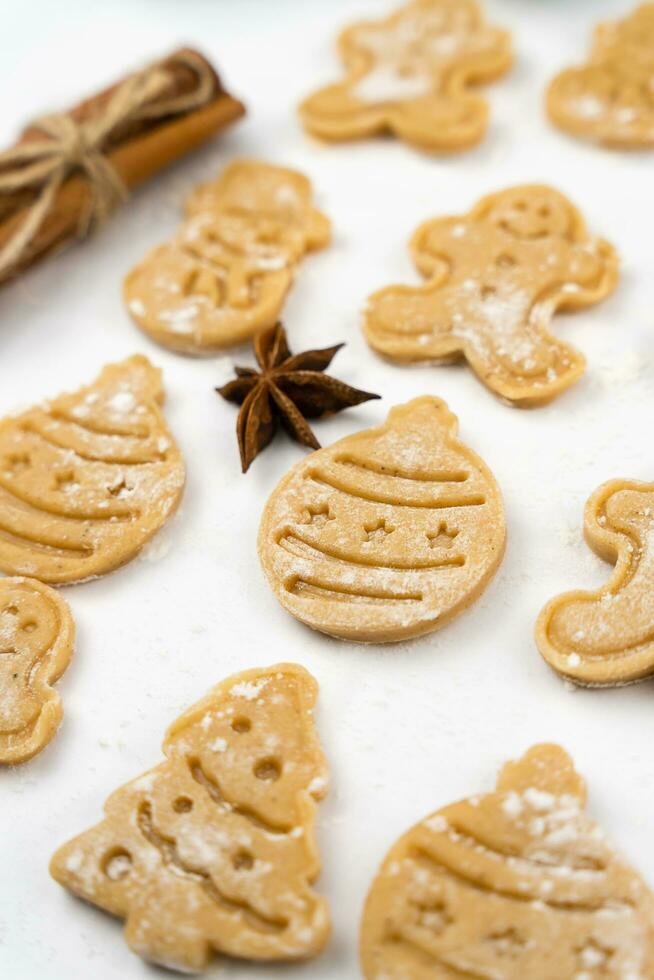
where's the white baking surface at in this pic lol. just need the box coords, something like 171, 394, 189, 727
1, 0, 653, 976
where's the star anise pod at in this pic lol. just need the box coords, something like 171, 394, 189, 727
217, 322, 380, 472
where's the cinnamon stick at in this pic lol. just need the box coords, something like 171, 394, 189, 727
0, 48, 245, 285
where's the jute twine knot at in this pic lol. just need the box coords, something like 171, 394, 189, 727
0, 51, 216, 278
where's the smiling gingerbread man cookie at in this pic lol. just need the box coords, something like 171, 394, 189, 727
536, 479, 654, 687
0, 577, 74, 765
299, 0, 512, 152
125, 160, 331, 354
547, 4, 654, 149
363, 185, 619, 405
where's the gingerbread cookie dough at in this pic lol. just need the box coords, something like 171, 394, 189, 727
0, 355, 185, 584
125, 160, 331, 354
547, 4, 654, 149
258, 396, 505, 642
536, 479, 654, 687
0, 577, 74, 765
299, 0, 512, 152
361, 743, 654, 979
363, 185, 619, 405
51, 663, 330, 973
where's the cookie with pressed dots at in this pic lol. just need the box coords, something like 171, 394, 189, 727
51, 663, 330, 974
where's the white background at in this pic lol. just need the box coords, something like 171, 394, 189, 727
1, 1, 653, 977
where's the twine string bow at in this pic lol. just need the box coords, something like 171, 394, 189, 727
0, 51, 216, 278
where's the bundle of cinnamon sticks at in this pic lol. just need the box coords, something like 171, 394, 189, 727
0, 48, 245, 285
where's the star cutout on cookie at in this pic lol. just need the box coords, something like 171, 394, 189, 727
574, 939, 614, 975
53, 469, 78, 493
426, 523, 458, 549
302, 505, 334, 528
4, 452, 30, 475
363, 519, 395, 543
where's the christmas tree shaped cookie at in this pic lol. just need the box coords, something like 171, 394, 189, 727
124, 159, 331, 354
536, 479, 654, 687
0, 355, 185, 584
361, 744, 654, 979
50, 663, 330, 974
0, 576, 74, 765
258, 396, 505, 642
547, 4, 654, 149
299, 0, 512, 152
363, 185, 619, 405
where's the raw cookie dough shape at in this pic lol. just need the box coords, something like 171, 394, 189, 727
363, 185, 619, 406
124, 159, 331, 354
299, 0, 512, 152
50, 663, 330, 974
547, 4, 654, 149
360, 743, 654, 979
0, 577, 74, 764
536, 479, 654, 687
0, 355, 185, 584
258, 396, 505, 643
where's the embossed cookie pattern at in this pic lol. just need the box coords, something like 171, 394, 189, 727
363, 185, 619, 405
0, 577, 74, 765
0, 355, 185, 584
125, 160, 331, 354
547, 4, 654, 148
536, 479, 654, 687
50, 663, 330, 974
360, 743, 654, 979
300, 0, 512, 151
258, 397, 505, 642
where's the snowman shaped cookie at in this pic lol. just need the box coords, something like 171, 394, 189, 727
363, 185, 619, 405
125, 160, 331, 354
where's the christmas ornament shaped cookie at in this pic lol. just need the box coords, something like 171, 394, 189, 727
363, 185, 618, 405
124, 160, 331, 354
299, 0, 512, 152
51, 663, 330, 974
361, 743, 654, 979
258, 397, 505, 642
536, 479, 654, 687
0, 577, 74, 764
0, 355, 184, 584
547, 4, 654, 149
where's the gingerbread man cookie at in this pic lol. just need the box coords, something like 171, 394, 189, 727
0, 577, 74, 765
299, 0, 512, 152
125, 160, 331, 354
258, 396, 505, 643
51, 663, 330, 974
361, 744, 654, 979
363, 185, 619, 405
0, 355, 185, 584
547, 4, 654, 149
537, 479, 654, 687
